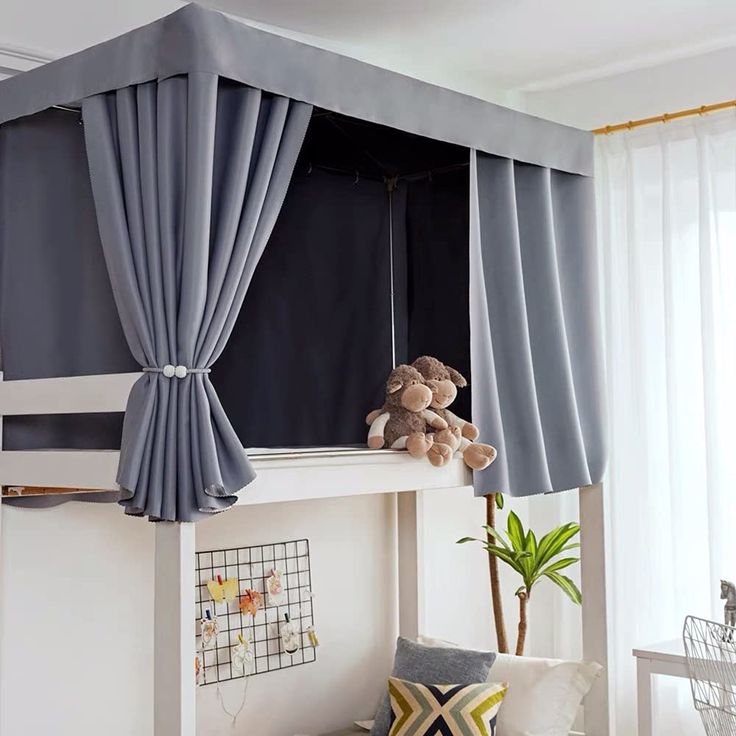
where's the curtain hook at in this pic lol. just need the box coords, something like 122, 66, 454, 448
307, 162, 313, 175
354, 170, 360, 185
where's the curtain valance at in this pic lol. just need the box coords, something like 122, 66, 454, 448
0, 4, 592, 176
470, 151, 607, 497
83, 74, 311, 520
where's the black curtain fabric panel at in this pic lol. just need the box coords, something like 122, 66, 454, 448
0, 109, 136, 450
0, 111, 429, 450
213, 168, 396, 446
405, 169, 471, 419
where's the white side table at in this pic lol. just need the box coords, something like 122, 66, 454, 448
632, 640, 688, 736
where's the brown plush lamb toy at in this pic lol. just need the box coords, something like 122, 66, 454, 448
411, 355, 497, 471
366, 364, 454, 467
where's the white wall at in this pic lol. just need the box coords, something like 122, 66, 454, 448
523, 45, 736, 130
194, 494, 397, 736
421, 489, 534, 655
0, 494, 397, 736
1, 488, 508, 736
0, 502, 155, 736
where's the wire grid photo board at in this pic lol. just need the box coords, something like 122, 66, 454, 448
195, 538, 316, 685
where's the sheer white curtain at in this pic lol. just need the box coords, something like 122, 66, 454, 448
597, 110, 736, 734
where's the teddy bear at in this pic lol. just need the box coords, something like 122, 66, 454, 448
366, 364, 454, 467
410, 355, 497, 471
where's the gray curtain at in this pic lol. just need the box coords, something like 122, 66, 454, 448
470, 151, 606, 497
82, 74, 312, 521
0, 4, 593, 176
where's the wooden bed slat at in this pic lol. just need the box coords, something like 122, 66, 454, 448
0, 371, 140, 415
2, 485, 110, 497
0, 448, 471, 502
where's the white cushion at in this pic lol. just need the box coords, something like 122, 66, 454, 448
490, 653, 601, 736
417, 636, 601, 736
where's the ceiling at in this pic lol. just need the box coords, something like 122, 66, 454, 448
202, 0, 736, 98
2, 0, 736, 103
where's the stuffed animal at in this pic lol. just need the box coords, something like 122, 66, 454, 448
366, 364, 453, 467
411, 355, 497, 471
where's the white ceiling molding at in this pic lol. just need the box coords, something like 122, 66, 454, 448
0, 41, 55, 75
520, 34, 736, 92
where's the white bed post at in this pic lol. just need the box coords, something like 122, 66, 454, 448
396, 490, 425, 639
154, 521, 196, 736
579, 483, 610, 736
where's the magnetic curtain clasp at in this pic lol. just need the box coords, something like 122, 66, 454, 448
162, 364, 187, 378
144, 365, 210, 377
159, 364, 189, 377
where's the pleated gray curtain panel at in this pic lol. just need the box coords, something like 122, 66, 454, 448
470, 150, 607, 497
82, 74, 312, 521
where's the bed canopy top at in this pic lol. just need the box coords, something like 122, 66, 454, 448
0, 3, 605, 522
0, 3, 592, 177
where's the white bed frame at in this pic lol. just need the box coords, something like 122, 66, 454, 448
0, 371, 610, 736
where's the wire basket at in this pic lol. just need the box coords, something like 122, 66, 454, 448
684, 615, 736, 735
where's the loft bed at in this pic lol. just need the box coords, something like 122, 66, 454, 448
0, 5, 609, 735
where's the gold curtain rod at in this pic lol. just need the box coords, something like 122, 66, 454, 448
592, 98, 736, 135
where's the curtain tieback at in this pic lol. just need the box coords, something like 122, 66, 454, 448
143, 365, 211, 379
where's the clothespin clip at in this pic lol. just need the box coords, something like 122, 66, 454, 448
307, 626, 320, 648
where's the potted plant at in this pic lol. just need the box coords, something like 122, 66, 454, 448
459, 507, 582, 655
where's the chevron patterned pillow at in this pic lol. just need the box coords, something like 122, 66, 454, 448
388, 677, 508, 736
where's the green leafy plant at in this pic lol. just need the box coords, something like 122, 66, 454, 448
458, 510, 581, 656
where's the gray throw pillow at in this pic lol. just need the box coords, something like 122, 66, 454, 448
371, 637, 496, 736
